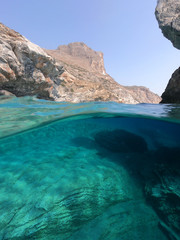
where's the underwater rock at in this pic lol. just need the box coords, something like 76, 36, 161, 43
0, 125, 138, 239
0, 157, 130, 239
145, 166, 180, 239
69, 201, 167, 240
0, 113, 178, 239
94, 129, 148, 153
145, 147, 180, 240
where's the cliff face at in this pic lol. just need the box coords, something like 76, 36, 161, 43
0, 23, 64, 100
46, 43, 161, 104
56, 42, 106, 75
0, 23, 161, 103
123, 86, 161, 104
161, 67, 180, 103
156, 0, 180, 50
156, 0, 180, 103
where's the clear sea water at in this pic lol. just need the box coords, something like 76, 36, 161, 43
0, 96, 180, 240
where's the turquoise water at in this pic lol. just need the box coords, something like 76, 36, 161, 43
0, 96, 180, 240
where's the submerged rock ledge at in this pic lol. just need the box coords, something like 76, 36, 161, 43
0, 115, 172, 240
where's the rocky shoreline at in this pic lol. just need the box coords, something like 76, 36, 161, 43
0, 23, 161, 104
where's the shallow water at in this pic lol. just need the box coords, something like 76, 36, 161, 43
0, 96, 180, 240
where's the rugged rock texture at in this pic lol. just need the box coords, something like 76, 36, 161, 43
46, 43, 161, 104
124, 85, 161, 103
0, 23, 64, 100
56, 42, 106, 74
155, 0, 180, 50
145, 147, 180, 240
0, 22, 161, 103
156, 0, 180, 103
161, 67, 180, 103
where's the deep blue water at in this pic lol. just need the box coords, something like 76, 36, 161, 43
0, 96, 180, 240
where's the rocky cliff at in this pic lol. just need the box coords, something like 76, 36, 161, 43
0, 23, 161, 103
46, 43, 161, 103
0, 23, 64, 100
156, 0, 180, 103
161, 67, 180, 103
56, 42, 106, 74
156, 0, 180, 50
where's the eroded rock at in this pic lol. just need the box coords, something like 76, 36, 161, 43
155, 0, 180, 103
161, 67, 180, 103
145, 165, 180, 239
0, 23, 64, 100
0, 23, 161, 104
155, 0, 180, 50
46, 43, 161, 104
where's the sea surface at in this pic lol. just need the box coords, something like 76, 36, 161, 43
0, 96, 180, 240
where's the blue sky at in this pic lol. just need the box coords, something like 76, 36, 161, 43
1, 0, 179, 95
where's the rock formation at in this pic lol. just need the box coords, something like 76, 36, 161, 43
55, 42, 106, 75
0, 113, 169, 240
156, 0, 180, 103
145, 146, 180, 239
46, 43, 161, 104
161, 67, 180, 103
155, 0, 180, 50
124, 85, 161, 103
0, 22, 64, 100
0, 23, 161, 104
